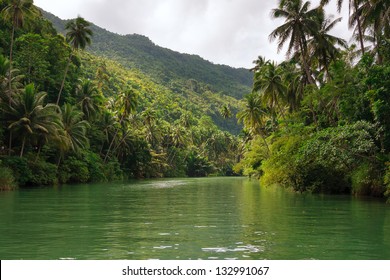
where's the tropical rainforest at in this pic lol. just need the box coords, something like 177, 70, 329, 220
0, 0, 389, 202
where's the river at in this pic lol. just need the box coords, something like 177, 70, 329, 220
0, 177, 389, 260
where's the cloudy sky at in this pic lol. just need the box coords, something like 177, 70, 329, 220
34, 0, 350, 68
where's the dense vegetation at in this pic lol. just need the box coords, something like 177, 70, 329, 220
1, 0, 389, 203
234, 0, 390, 201
42, 10, 253, 101
0, 0, 242, 190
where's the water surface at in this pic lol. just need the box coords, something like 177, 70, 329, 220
0, 177, 389, 259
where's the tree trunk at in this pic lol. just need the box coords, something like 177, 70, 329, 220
353, 0, 365, 55
20, 137, 26, 158
8, 25, 15, 106
35, 146, 42, 163
8, 131, 13, 156
57, 53, 73, 106
299, 39, 315, 85
104, 115, 125, 163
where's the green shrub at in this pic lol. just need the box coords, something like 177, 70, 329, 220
28, 160, 58, 186
1, 156, 32, 186
186, 151, 213, 177
59, 156, 90, 184
0, 166, 17, 191
104, 159, 123, 181
83, 151, 106, 182
384, 163, 390, 203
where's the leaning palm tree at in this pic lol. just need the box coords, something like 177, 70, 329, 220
57, 16, 93, 105
269, 0, 320, 84
1, 0, 38, 104
2, 83, 62, 157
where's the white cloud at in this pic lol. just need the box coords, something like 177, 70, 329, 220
34, 0, 351, 68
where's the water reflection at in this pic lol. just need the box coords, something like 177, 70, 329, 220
0, 177, 389, 259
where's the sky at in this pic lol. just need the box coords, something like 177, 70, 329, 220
34, 0, 351, 69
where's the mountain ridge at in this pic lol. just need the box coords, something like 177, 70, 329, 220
41, 9, 253, 99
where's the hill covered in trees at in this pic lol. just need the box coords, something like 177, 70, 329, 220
0, 0, 245, 190
41, 10, 253, 100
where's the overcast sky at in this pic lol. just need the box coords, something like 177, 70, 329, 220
34, 0, 351, 68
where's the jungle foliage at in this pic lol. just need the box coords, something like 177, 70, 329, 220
235, 0, 390, 201
0, 0, 241, 190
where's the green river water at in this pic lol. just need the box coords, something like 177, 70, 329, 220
0, 177, 389, 260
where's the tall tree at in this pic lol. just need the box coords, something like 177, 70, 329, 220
104, 86, 138, 162
1, 0, 38, 104
308, 14, 347, 79
57, 16, 92, 105
320, 0, 366, 55
269, 0, 320, 84
357, 0, 390, 63
237, 93, 270, 153
253, 61, 286, 118
76, 79, 102, 121
2, 83, 62, 157
57, 103, 90, 166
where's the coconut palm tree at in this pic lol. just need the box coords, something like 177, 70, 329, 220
76, 79, 103, 121
320, 0, 366, 55
56, 103, 90, 166
220, 104, 232, 119
356, 0, 390, 63
308, 14, 347, 79
1, 0, 38, 104
237, 93, 270, 153
57, 16, 93, 105
2, 83, 62, 157
269, 0, 320, 84
253, 61, 287, 118
104, 87, 138, 162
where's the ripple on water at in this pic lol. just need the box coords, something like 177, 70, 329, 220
202, 244, 264, 254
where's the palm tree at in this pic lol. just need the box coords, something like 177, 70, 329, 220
76, 79, 102, 121
220, 104, 232, 119
253, 61, 287, 118
57, 16, 93, 105
269, 0, 320, 84
357, 0, 390, 63
308, 14, 347, 79
250, 56, 269, 73
2, 83, 62, 157
279, 60, 305, 112
1, 0, 38, 104
237, 93, 270, 153
57, 103, 90, 165
320, 0, 366, 55
0, 55, 10, 101
104, 87, 138, 162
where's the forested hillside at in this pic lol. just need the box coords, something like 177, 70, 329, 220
42, 10, 253, 100
0, 0, 243, 190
